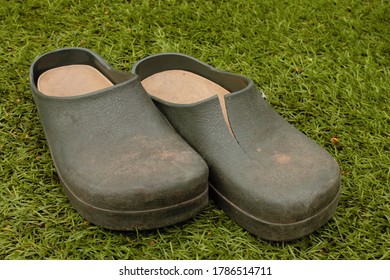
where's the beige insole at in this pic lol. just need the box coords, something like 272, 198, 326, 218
37, 65, 113, 97
141, 70, 232, 133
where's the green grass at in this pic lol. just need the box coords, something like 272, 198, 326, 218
0, 0, 389, 260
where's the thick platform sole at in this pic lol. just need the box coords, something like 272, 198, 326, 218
60, 178, 208, 231
210, 183, 340, 241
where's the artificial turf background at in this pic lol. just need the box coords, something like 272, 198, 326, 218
0, 0, 389, 259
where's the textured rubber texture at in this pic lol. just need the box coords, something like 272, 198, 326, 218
62, 177, 208, 231
30, 48, 209, 230
210, 183, 340, 241
133, 53, 341, 241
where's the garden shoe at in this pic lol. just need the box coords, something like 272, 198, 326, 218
30, 48, 209, 230
132, 53, 341, 241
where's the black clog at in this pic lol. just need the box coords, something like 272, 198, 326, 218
133, 53, 341, 241
30, 48, 209, 230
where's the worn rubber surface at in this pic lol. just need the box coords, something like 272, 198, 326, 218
133, 53, 341, 241
30, 48, 209, 230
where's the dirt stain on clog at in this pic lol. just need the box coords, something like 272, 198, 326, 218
273, 153, 291, 164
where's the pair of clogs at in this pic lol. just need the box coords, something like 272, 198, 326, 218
30, 48, 340, 241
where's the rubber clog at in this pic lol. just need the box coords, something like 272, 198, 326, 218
132, 53, 341, 241
30, 48, 209, 230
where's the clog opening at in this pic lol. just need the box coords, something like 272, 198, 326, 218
37, 65, 114, 97
141, 69, 233, 133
